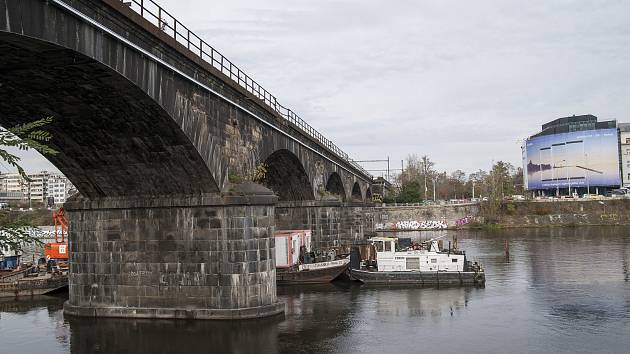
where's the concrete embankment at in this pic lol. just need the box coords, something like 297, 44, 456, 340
374, 199, 630, 230
374, 203, 479, 230
491, 199, 630, 228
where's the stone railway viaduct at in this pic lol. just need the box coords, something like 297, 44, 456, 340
0, 0, 375, 319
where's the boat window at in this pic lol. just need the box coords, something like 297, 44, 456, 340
384, 241, 392, 252
395, 257, 404, 260
406, 257, 420, 270
430, 258, 437, 263
452, 258, 458, 263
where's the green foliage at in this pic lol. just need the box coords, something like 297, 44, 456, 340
0, 117, 57, 253
228, 172, 244, 184
505, 203, 516, 215
382, 195, 396, 204
396, 180, 422, 203
0, 223, 43, 253
479, 223, 502, 231
0, 116, 58, 181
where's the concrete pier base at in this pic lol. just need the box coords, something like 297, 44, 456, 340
64, 184, 284, 320
63, 301, 285, 320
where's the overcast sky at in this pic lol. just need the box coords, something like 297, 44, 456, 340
12, 0, 630, 178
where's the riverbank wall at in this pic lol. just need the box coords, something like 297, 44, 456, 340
374, 203, 479, 230
374, 199, 630, 230
490, 199, 630, 228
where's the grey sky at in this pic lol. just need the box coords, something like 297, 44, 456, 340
11, 0, 630, 178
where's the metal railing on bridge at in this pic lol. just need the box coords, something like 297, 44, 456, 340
119, 0, 371, 179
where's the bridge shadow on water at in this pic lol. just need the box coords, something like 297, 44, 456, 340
66, 314, 283, 354
63, 282, 360, 354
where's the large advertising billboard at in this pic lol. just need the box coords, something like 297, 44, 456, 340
524, 128, 621, 190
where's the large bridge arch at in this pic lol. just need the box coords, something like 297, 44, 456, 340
260, 149, 314, 201
325, 172, 346, 201
351, 182, 363, 202
0, 31, 219, 197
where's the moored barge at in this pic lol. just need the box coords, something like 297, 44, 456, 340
277, 259, 350, 285
350, 237, 485, 286
0, 267, 68, 298
275, 230, 349, 285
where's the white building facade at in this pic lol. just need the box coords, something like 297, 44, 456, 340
0, 171, 75, 205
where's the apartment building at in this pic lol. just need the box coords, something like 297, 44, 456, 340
0, 171, 75, 205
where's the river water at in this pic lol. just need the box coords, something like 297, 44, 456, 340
1, 227, 629, 354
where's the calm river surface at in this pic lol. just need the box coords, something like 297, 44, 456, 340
1, 227, 629, 354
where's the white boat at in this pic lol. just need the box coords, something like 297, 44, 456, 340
350, 237, 485, 286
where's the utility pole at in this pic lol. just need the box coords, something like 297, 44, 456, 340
423, 164, 428, 201
472, 181, 475, 199
585, 153, 590, 195
433, 178, 436, 201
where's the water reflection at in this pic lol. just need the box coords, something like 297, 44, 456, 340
67, 314, 282, 354
1, 227, 629, 354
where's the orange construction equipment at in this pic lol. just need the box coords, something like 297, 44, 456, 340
44, 208, 69, 261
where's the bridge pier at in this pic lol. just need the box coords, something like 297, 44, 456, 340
63, 184, 284, 320
275, 201, 376, 250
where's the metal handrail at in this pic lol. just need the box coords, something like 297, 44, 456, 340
119, 0, 372, 179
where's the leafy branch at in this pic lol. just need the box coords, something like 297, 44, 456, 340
0, 116, 58, 182
0, 117, 57, 253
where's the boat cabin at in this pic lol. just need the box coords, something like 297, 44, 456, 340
274, 230, 312, 268
368, 237, 466, 272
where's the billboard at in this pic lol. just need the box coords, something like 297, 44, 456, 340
523, 128, 621, 190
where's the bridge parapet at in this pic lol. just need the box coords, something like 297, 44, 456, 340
113, 0, 371, 179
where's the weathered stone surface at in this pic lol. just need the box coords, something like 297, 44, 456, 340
64, 192, 283, 319
375, 204, 479, 228
0, 0, 372, 200
276, 201, 375, 250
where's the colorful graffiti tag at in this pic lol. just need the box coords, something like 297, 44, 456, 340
375, 219, 448, 230
455, 215, 474, 227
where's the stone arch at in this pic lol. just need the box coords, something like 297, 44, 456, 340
260, 149, 314, 201
325, 172, 346, 201
0, 32, 219, 198
351, 182, 363, 202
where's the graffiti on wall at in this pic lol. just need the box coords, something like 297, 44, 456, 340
375, 219, 448, 230
455, 215, 474, 227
